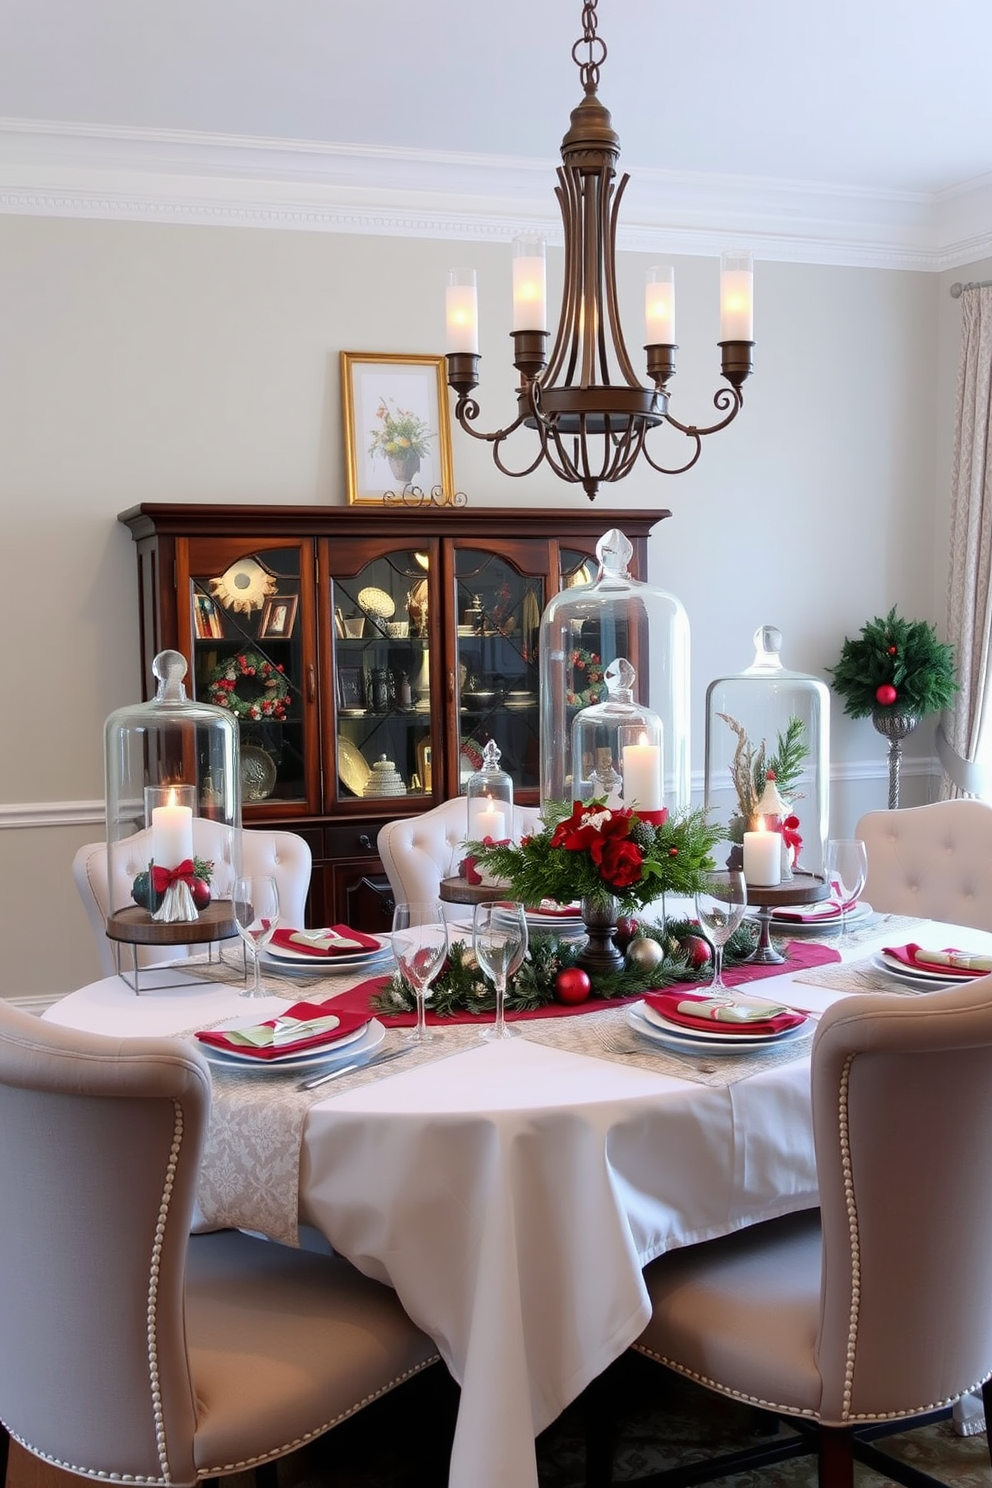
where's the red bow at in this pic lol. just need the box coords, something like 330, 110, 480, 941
151, 859, 196, 893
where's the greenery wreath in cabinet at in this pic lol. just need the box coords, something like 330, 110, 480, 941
206, 649, 291, 722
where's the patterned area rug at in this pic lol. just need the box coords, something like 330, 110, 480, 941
231, 1353, 989, 1488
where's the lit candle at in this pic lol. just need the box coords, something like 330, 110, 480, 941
473, 803, 506, 841
743, 830, 781, 887
621, 736, 663, 813
512, 234, 547, 331
645, 265, 675, 344
720, 250, 754, 341
446, 268, 479, 354
151, 788, 194, 869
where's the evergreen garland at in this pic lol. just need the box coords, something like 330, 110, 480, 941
828, 608, 957, 720
370, 917, 761, 1018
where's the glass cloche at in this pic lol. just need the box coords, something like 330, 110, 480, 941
103, 650, 241, 922
539, 529, 690, 820
570, 659, 666, 819
465, 740, 514, 842
703, 626, 830, 877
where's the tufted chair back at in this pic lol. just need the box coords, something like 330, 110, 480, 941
377, 799, 542, 907
72, 824, 313, 977
855, 799, 992, 931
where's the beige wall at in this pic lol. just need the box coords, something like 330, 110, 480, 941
0, 212, 958, 996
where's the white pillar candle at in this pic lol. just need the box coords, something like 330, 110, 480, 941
151, 791, 194, 869
645, 265, 675, 344
720, 251, 754, 341
512, 235, 547, 331
743, 831, 781, 887
446, 268, 479, 354
473, 804, 506, 841
621, 739, 663, 813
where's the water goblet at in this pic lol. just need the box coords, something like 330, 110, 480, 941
232, 875, 281, 998
825, 838, 868, 942
694, 869, 747, 994
390, 901, 449, 1044
473, 900, 528, 1041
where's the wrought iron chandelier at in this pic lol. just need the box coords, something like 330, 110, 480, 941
444, 0, 754, 502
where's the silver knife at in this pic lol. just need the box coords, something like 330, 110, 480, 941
298, 1045, 414, 1091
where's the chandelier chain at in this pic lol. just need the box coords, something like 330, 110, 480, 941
571, 1, 606, 91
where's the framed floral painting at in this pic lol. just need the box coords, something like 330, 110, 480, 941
340, 352, 455, 506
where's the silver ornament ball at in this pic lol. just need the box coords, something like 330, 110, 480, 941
626, 935, 664, 971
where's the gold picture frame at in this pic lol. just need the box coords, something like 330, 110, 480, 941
341, 351, 455, 506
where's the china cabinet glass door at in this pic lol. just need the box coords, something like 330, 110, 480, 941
450, 543, 549, 797
181, 538, 317, 813
324, 542, 438, 807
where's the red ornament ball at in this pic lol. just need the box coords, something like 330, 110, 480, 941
554, 967, 592, 1005
875, 683, 898, 706
887, 645, 897, 655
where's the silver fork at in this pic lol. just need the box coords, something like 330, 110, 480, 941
595, 1024, 719, 1075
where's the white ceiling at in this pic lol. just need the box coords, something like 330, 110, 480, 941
3, 0, 992, 270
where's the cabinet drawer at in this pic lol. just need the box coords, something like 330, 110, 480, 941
324, 821, 388, 858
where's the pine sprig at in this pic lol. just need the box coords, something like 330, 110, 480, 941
828, 608, 957, 719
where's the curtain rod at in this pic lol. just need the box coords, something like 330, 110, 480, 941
950, 280, 992, 297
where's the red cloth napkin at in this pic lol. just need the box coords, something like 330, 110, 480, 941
195, 1001, 370, 1059
526, 902, 582, 918
269, 925, 381, 957
642, 989, 806, 1036
327, 941, 840, 1027
882, 943, 990, 978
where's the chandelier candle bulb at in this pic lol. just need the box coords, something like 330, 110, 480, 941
720, 252, 754, 342
621, 737, 663, 814
743, 829, 782, 887
512, 235, 547, 332
150, 789, 194, 871
446, 269, 479, 354
645, 265, 675, 344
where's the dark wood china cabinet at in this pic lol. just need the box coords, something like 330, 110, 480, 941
119, 503, 668, 931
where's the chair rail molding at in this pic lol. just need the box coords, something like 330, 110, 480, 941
0, 800, 105, 829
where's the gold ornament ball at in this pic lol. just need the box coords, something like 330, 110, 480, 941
626, 935, 664, 971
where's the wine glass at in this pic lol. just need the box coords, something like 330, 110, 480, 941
473, 901, 528, 1041
693, 869, 747, 994
390, 902, 449, 1044
825, 839, 868, 942
232, 875, 281, 998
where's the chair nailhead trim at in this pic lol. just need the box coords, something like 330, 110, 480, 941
197, 1355, 441, 1477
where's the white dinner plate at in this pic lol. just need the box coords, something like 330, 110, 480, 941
261, 950, 394, 976
636, 997, 808, 1044
266, 932, 386, 961
626, 1006, 807, 1056
869, 952, 968, 988
198, 1018, 385, 1075
769, 900, 873, 933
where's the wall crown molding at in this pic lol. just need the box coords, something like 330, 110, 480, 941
1, 119, 990, 271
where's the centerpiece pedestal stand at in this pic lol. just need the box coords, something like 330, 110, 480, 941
105, 900, 237, 994
744, 876, 829, 965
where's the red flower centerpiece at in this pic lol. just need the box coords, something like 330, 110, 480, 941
469, 802, 722, 976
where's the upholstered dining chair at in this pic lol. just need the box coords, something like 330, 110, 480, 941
590, 976, 992, 1488
855, 798, 992, 931
0, 998, 440, 1487
377, 798, 542, 907
73, 822, 313, 976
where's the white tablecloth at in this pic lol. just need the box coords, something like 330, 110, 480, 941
45, 912, 987, 1488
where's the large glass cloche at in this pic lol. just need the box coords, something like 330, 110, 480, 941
539, 529, 690, 821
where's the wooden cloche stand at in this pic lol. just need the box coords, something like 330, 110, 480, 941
105, 900, 238, 994
745, 875, 829, 964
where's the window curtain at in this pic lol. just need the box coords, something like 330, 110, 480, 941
939, 286, 992, 798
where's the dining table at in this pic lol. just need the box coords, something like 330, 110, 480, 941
42, 904, 992, 1488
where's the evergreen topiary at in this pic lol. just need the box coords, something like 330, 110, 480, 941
827, 608, 957, 720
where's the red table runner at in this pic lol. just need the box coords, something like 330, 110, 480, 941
328, 940, 841, 1027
